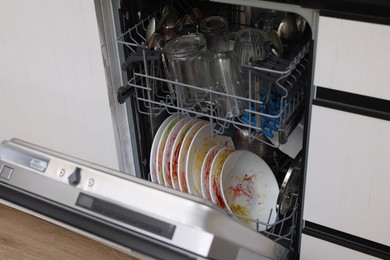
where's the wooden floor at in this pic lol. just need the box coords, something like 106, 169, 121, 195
0, 204, 138, 260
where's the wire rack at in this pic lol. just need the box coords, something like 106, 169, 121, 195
116, 0, 307, 246
117, 9, 309, 147
226, 197, 299, 246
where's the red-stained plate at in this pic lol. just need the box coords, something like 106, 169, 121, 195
200, 145, 223, 201
149, 114, 177, 183
169, 119, 196, 190
209, 147, 235, 208
220, 150, 279, 231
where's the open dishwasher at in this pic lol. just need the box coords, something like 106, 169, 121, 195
112, 0, 316, 258
2, 0, 390, 259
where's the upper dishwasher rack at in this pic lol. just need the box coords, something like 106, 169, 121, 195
117, 6, 310, 147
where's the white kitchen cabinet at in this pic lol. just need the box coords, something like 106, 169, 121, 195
304, 105, 390, 246
300, 234, 380, 260
0, 0, 133, 172
314, 16, 390, 100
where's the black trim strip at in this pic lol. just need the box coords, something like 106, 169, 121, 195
0, 184, 195, 260
299, 0, 390, 25
319, 10, 390, 26
313, 87, 390, 121
303, 221, 390, 259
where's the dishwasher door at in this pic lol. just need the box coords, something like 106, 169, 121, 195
0, 139, 292, 260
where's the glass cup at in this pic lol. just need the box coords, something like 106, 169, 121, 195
234, 28, 270, 67
200, 16, 229, 53
253, 10, 283, 32
163, 33, 211, 109
209, 51, 247, 118
233, 28, 272, 126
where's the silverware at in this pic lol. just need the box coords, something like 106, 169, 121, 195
295, 14, 307, 34
147, 32, 163, 50
157, 5, 178, 30
175, 14, 196, 35
249, 29, 270, 62
277, 14, 298, 41
268, 30, 283, 57
145, 17, 156, 42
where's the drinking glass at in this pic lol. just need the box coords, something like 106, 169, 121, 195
209, 51, 247, 118
163, 33, 211, 108
234, 28, 272, 126
200, 16, 229, 53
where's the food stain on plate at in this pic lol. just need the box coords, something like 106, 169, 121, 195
170, 119, 196, 190
220, 150, 279, 231
156, 116, 181, 185
177, 120, 207, 193
149, 114, 177, 183
229, 204, 252, 225
163, 117, 191, 187
209, 147, 235, 208
201, 145, 223, 201
186, 123, 234, 196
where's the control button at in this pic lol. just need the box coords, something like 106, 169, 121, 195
30, 159, 48, 172
68, 167, 81, 186
58, 168, 66, 177
0, 166, 14, 180
87, 178, 94, 187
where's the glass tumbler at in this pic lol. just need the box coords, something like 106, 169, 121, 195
209, 51, 247, 118
163, 33, 211, 108
234, 28, 272, 126
200, 16, 229, 53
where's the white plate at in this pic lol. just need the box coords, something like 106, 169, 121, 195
200, 145, 223, 201
177, 120, 207, 193
162, 117, 191, 187
209, 147, 235, 207
186, 123, 234, 196
149, 114, 177, 183
156, 115, 181, 185
169, 119, 197, 190
220, 150, 279, 231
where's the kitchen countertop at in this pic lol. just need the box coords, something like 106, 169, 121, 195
0, 204, 138, 260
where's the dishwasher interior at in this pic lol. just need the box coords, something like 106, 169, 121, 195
115, 0, 314, 255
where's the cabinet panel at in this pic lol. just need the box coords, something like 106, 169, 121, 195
304, 105, 390, 246
0, 0, 122, 170
314, 16, 390, 100
300, 234, 380, 260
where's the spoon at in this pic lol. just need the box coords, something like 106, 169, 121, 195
277, 14, 298, 41
268, 30, 283, 57
157, 5, 178, 30
145, 17, 156, 42
175, 14, 196, 35
295, 14, 307, 34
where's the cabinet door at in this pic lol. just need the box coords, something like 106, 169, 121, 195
300, 234, 380, 260
314, 16, 390, 100
0, 1, 124, 171
304, 105, 390, 246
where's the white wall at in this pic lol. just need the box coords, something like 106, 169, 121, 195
0, 0, 120, 170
